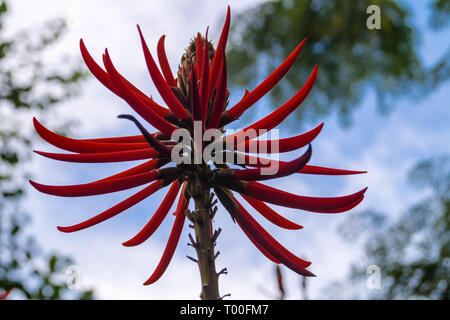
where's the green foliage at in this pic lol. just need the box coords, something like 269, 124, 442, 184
226, 0, 448, 126
337, 156, 449, 299
0, 209, 94, 299
429, 0, 450, 29
0, 0, 92, 299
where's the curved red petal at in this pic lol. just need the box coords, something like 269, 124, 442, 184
308, 195, 365, 213
219, 66, 317, 146
207, 44, 227, 129
209, 5, 231, 98
92, 159, 168, 184
238, 123, 323, 153
57, 180, 165, 232
233, 198, 314, 276
33, 117, 150, 153
81, 39, 172, 120
137, 26, 190, 121
232, 144, 311, 181
245, 65, 317, 132
122, 180, 181, 247
241, 195, 303, 230
157, 35, 177, 87
236, 216, 281, 264
80, 39, 119, 95
30, 171, 162, 197
103, 49, 177, 136
196, 33, 204, 76
242, 182, 368, 213
34, 149, 158, 163
224, 39, 307, 121
230, 153, 366, 176
144, 186, 189, 285
200, 33, 210, 123
298, 165, 367, 175
190, 69, 202, 122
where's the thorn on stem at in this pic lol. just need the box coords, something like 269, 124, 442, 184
211, 228, 222, 244
188, 233, 198, 248
217, 267, 228, 277
220, 293, 231, 300
186, 255, 198, 263
210, 206, 218, 219
185, 209, 194, 221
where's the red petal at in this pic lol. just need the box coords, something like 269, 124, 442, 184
237, 123, 323, 153
92, 159, 168, 183
190, 69, 202, 122
232, 144, 311, 181
242, 182, 368, 213
157, 35, 177, 87
34, 149, 158, 163
137, 26, 190, 121
200, 32, 210, 123
207, 44, 227, 129
233, 198, 314, 276
231, 153, 367, 176
57, 180, 165, 232
298, 165, 367, 175
83, 135, 146, 143
220, 66, 318, 145
103, 49, 178, 136
196, 33, 204, 75
29, 169, 176, 197
209, 6, 231, 97
308, 195, 365, 213
123, 180, 181, 247
81, 39, 172, 120
224, 39, 307, 121
103, 53, 172, 119
80, 39, 119, 95
33, 117, 150, 153
236, 215, 281, 264
144, 185, 189, 285
84, 132, 170, 143
213, 186, 280, 263
241, 195, 303, 230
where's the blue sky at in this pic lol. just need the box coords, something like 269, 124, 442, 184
5, 0, 449, 299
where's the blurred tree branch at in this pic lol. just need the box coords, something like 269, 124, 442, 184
335, 155, 449, 299
227, 0, 449, 127
0, 0, 92, 299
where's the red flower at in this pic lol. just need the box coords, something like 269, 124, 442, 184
31, 6, 366, 284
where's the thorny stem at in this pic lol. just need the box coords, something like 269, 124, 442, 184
186, 167, 221, 300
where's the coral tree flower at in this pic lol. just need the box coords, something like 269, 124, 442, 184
30, 6, 367, 285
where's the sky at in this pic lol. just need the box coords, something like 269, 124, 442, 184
4, 0, 450, 299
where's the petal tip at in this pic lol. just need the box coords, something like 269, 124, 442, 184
143, 278, 155, 286
29, 180, 38, 188
57, 226, 70, 233
121, 240, 134, 247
